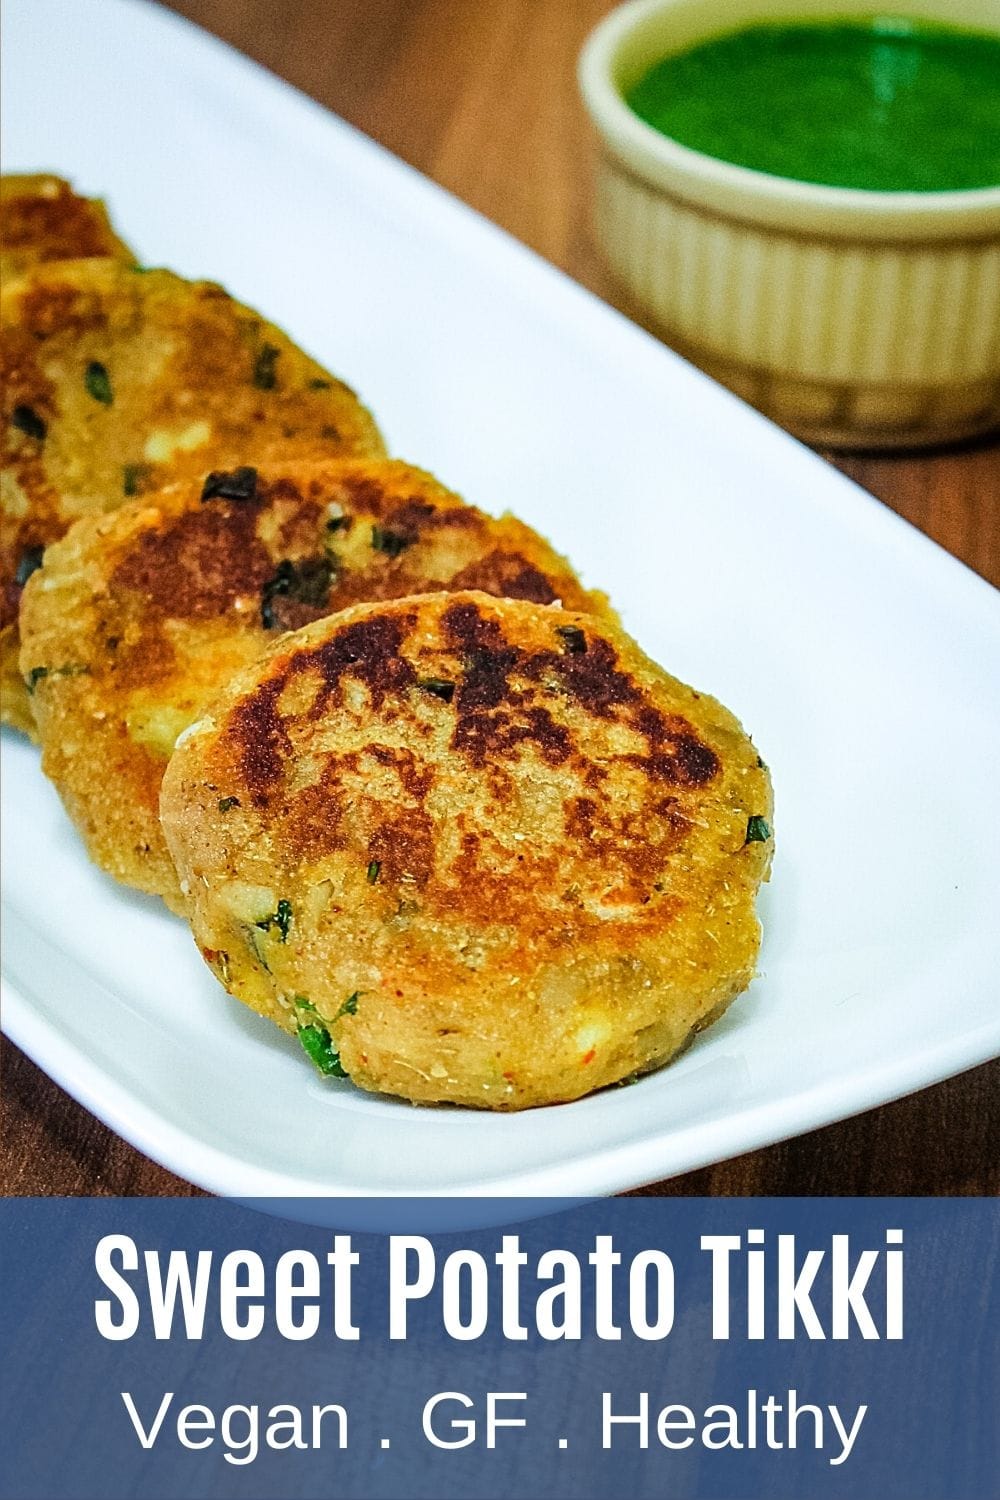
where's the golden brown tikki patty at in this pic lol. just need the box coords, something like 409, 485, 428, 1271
0, 174, 134, 282
20, 459, 610, 904
1, 261, 384, 732
160, 592, 773, 1109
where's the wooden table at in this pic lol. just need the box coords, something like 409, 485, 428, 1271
3, 0, 997, 1197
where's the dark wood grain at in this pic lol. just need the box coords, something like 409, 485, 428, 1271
2, 0, 997, 1198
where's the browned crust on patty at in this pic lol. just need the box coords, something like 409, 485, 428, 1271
19, 460, 612, 901
0, 174, 134, 281
1, 260, 384, 727
160, 592, 773, 1107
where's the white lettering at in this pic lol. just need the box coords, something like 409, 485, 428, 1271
589, 1237, 622, 1340
220, 1404, 258, 1466
602, 1391, 648, 1448
831, 1236, 879, 1339
389, 1237, 435, 1339
274, 1252, 320, 1341
144, 1250, 213, 1340
95, 1235, 140, 1340
120, 1390, 174, 1448
219, 1252, 265, 1341
536, 1251, 581, 1340
326, 1236, 360, 1340
701, 1235, 741, 1339
628, 1251, 675, 1340
442, 1251, 489, 1340
176, 1403, 215, 1450
778, 1236, 826, 1340
829, 1404, 868, 1465
423, 1392, 475, 1449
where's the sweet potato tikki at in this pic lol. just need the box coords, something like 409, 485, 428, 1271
0, 173, 134, 282
20, 459, 611, 905
160, 591, 773, 1109
1, 260, 384, 732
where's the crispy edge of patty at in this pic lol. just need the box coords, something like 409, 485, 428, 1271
19, 459, 614, 903
0, 174, 134, 281
160, 590, 773, 1108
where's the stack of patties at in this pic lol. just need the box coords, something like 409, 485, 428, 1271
20, 457, 611, 905
5, 176, 773, 1110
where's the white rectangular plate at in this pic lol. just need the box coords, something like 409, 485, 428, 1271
3, 0, 999, 1198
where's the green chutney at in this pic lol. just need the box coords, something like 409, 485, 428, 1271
625, 18, 1000, 192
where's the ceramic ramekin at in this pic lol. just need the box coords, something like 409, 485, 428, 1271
579, 0, 1000, 449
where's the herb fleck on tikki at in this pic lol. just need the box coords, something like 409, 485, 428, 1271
201, 466, 258, 503
122, 462, 152, 497
84, 361, 113, 405
11, 405, 47, 441
417, 678, 455, 703
371, 526, 412, 558
293, 995, 356, 1078
556, 624, 587, 655
25, 663, 90, 694
256, 898, 293, 941
252, 343, 280, 390
14, 546, 44, 588
260, 557, 334, 629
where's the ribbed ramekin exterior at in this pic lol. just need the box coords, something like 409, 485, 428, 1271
596, 152, 1000, 446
